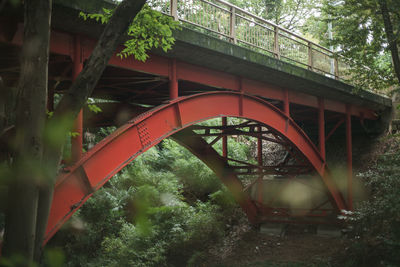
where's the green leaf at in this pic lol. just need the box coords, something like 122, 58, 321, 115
46, 110, 54, 118
69, 131, 80, 138
88, 104, 102, 114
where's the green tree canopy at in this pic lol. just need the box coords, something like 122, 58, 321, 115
227, 0, 322, 32
309, 0, 400, 92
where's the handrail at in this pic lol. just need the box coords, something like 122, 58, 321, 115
214, 0, 331, 53
160, 0, 352, 80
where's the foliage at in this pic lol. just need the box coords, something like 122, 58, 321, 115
54, 138, 243, 266
312, 0, 400, 92
341, 135, 400, 266
80, 4, 181, 61
226, 0, 322, 32
86, 98, 102, 114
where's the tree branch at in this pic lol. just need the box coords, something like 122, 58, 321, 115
379, 0, 400, 85
286, 0, 301, 30
54, 0, 146, 120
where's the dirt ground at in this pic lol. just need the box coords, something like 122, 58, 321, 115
205, 224, 349, 267
200, 135, 398, 267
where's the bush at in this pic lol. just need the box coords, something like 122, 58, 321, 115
95, 223, 168, 267
342, 136, 400, 266
57, 137, 238, 267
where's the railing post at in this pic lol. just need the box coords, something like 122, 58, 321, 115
274, 26, 280, 59
334, 58, 339, 79
308, 42, 313, 70
230, 6, 236, 44
171, 0, 178, 21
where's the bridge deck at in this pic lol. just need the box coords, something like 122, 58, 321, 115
0, 0, 391, 131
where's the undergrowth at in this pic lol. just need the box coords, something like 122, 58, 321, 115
337, 135, 400, 266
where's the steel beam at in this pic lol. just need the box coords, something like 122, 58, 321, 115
346, 104, 353, 210
318, 98, 325, 160
257, 126, 263, 167
222, 117, 227, 158
169, 58, 178, 100
0, 24, 378, 119
256, 126, 263, 203
284, 88, 290, 116
172, 128, 259, 223
326, 118, 344, 142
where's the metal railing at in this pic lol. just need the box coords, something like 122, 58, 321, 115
150, 0, 352, 80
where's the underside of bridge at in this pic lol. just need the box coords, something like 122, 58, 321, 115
0, 0, 392, 246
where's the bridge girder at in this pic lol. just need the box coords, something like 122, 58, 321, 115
0, 21, 378, 119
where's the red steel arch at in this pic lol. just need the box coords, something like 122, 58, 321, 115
44, 91, 347, 243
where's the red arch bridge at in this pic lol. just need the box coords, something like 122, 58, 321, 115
0, 0, 391, 245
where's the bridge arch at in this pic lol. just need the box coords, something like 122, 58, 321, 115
45, 91, 346, 243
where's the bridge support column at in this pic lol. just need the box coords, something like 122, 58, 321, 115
222, 117, 227, 158
284, 89, 290, 116
318, 98, 325, 160
256, 126, 263, 203
346, 104, 353, 210
71, 35, 83, 163
257, 127, 263, 167
169, 59, 178, 100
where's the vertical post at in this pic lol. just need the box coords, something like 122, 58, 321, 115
308, 42, 313, 70
169, 59, 178, 100
257, 127, 263, 167
274, 26, 280, 59
170, 0, 178, 21
318, 98, 325, 161
222, 117, 228, 158
257, 126, 263, 203
283, 88, 290, 116
334, 58, 339, 79
330, 54, 335, 77
346, 104, 353, 210
238, 77, 244, 116
71, 35, 83, 163
229, 6, 236, 44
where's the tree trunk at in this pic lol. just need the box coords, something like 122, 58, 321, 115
379, 0, 400, 85
2, 0, 52, 262
0, 77, 5, 133
33, 0, 146, 260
